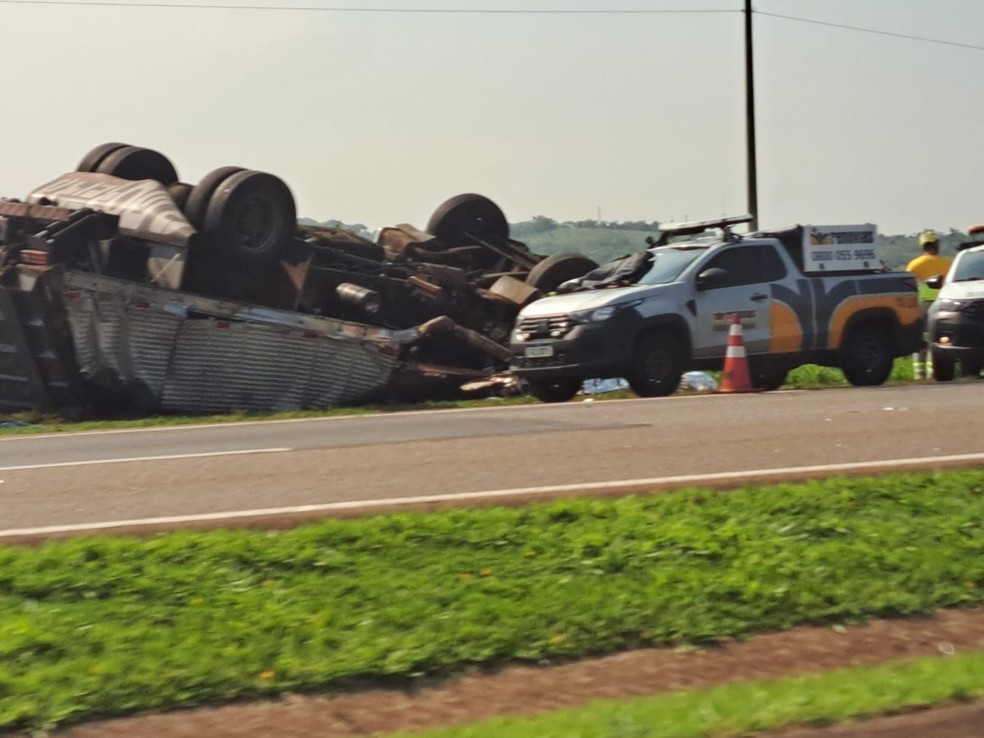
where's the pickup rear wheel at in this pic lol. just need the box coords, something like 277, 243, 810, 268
841, 325, 893, 386
627, 332, 683, 398
527, 378, 580, 403
749, 361, 787, 391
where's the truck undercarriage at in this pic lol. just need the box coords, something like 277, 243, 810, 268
0, 144, 598, 416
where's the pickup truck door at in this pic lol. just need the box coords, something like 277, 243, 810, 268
691, 244, 786, 358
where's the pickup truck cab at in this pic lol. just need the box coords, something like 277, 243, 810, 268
509, 216, 922, 402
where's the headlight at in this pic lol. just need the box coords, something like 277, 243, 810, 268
934, 299, 964, 312
571, 300, 642, 324
571, 306, 616, 323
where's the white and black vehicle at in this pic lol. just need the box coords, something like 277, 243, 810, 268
927, 226, 984, 381
509, 216, 923, 403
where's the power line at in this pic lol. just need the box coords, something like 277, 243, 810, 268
757, 10, 984, 53
0, 1, 739, 14
3, 0, 981, 54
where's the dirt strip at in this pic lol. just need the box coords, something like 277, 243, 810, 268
18, 607, 982, 738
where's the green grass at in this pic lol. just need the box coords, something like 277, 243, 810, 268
0, 471, 982, 732
388, 651, 984, 738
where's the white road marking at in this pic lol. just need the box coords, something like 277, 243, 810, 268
2, 451, 984, 542
0, 447, 291, 472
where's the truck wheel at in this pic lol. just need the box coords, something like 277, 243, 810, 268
203, 169, 296, 263
184, 166, 246, 230
840, 325, 893, 386
528, 378, 581, 403
77, 142, 128, 172
934, 357, 955, 382
95, 145, 179, 185
525, 253, 599, 292
627, 332, 683, 398
426, 193, 510, 247
750, 361, 787, 391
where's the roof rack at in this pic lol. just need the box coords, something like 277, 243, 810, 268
651, 214, 753, 246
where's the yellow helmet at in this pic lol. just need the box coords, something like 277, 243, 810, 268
918, 229, 939, 247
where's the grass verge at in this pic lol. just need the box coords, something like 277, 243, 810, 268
1, 471, 981, 732
388, 651, 984, 738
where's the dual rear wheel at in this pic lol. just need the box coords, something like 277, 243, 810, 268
77, 143, 296, 264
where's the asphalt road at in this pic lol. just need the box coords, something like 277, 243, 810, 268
3, 382, 984, 538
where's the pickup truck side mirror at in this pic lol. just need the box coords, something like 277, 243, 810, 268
696, 267, 729, 290
925, 275, 945, 290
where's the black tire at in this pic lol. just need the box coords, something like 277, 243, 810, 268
525, 253, 599, 292
961, 360, 982, 378
95, 145, 179, 185
203, 169, 296, 263
528, 378, 581, 403
426, 193, 510, 247
184, 166, 246, 231
749, 361, 787, 391
77, 142, 128, 173
840, 324, 893, 386
627, 332, 683, 398
934, 357, 955, 382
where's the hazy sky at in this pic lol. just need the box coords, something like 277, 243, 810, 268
2, 0, 982, 235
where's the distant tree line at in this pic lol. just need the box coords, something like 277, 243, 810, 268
510, 216, 660, 239
302, 212, 978, 272
512, 216, 976, 271
878, 228, 972, 270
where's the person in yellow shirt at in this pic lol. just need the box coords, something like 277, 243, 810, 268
906, 229, 952, 379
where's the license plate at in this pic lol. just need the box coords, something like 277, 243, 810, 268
525, 345, 554, 358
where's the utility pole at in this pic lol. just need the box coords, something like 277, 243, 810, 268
744, 0, 759, 231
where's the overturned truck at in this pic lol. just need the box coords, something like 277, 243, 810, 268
0, 143, 599, 415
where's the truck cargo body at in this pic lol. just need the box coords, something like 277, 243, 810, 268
0, 265, 413, 414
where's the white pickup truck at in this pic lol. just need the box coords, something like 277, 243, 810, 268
509, 216, 923, 402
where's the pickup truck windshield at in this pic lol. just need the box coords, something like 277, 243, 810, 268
952, 251, 984, 282
637, 246, 709, 285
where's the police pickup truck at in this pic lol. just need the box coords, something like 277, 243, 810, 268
509, 216, 922, 402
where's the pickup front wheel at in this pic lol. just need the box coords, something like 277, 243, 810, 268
627, 332, 683, 397
841, 325, 893, 386
750, 361, 787, 391
527, 378, 581, 403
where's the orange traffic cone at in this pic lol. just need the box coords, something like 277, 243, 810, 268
719, 313, 756, 393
